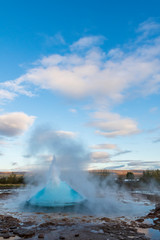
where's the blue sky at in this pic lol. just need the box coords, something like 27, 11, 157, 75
0, 0, 160, 171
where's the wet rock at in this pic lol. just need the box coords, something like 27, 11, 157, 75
1, 229, 8, 233
136, 218, 144, 223
10, 226, 17, 230
38, 233, 44, 238
16, 228, 35, 238
155, 203, 160, 211
153, 218, 160, 224
2, 233, 11, 239
118, 236, 125, 240
59, 236, 65, 239
100, 217, 111, 222
147, 212, 155, 218
75, 233, 79, 237
39, 221, 56, 228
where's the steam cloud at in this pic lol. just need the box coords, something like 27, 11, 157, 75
28, 126, 90, 172
11, 125, 153, 217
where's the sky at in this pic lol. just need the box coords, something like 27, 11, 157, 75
0, 0, 160, 171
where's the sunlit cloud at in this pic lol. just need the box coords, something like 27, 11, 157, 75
90, 143, 118, 150
55, 130, 77, 138
0, 89, 17, 101
0, 112, 36, 137
91, 151, 110, 162
1, 21, 160, 106
89, 111, 140, 137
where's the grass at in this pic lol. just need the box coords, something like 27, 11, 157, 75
0, 183, 25, 188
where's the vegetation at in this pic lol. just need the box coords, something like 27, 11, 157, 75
0, 173, 24, 185
126, 172, 135, 180
140, 170, 160, 184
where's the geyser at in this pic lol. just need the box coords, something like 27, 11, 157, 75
28, 156, 85, 207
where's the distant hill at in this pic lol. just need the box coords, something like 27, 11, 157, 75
89, 169, 143, 176
0, 170, 143, 177
0, 172, 25, 177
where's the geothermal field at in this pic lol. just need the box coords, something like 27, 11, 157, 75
1, 2, 160, 240
0, 159, 160, 240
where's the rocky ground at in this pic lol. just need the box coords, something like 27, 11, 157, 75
0, 213, 151, 240
3, 204, 160, 240
0, 190, 160, 239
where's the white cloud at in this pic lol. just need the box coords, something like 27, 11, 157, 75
91, 151, 110, 161
0, 80, 34, 103
0, 112, 36, 137
70, 36, 105, 50
7, 32, 160, 103
89, 111, 140, 138
1, 80, 34, 97
90, 143, 117, 150
137, 19, 160, 39
55, 130, 76, 138
0, 89, 17, 101
1, 21, 160, 106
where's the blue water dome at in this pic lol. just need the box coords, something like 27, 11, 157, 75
28, 156, 85, 207
29, 180, 85, 207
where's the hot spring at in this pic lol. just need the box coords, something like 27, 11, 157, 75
27, 156, 85, 207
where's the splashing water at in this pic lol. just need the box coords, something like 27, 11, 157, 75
28, 156, 85, 207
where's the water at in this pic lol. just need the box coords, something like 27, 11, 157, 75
28, 180, 85, 207
0, 157, 159, 239
1, 187, 153, 218
0, 187, 159, 240
138, 227, 160, 240
28, 156, 85, 207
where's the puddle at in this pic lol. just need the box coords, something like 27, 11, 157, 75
143, 218, 154, 224
138, 227, 160, 240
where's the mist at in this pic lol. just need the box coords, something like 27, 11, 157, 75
16, 125, 152, 217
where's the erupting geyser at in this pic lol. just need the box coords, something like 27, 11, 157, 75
28, 156, 85, 207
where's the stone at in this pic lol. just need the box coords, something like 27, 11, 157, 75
59, 236, 65, 239
38, 233, 44, 238
136, 218, 144, 223
1, 229, 8, 233
16, 228, 35, 238
2, 233, 10, 239
10, 226, 17, 229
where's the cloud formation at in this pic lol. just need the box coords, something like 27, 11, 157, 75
55, 130, 76, 138
89, 112, 139, 137
28, 126, 89, 171
90, 143, 117, 150
2, 20, 160, 105
0, 89, 16, 101
113, 150, 132, 157
91, 151, 110, 161
0, 112, 35, 137
70, 35, 105, 50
